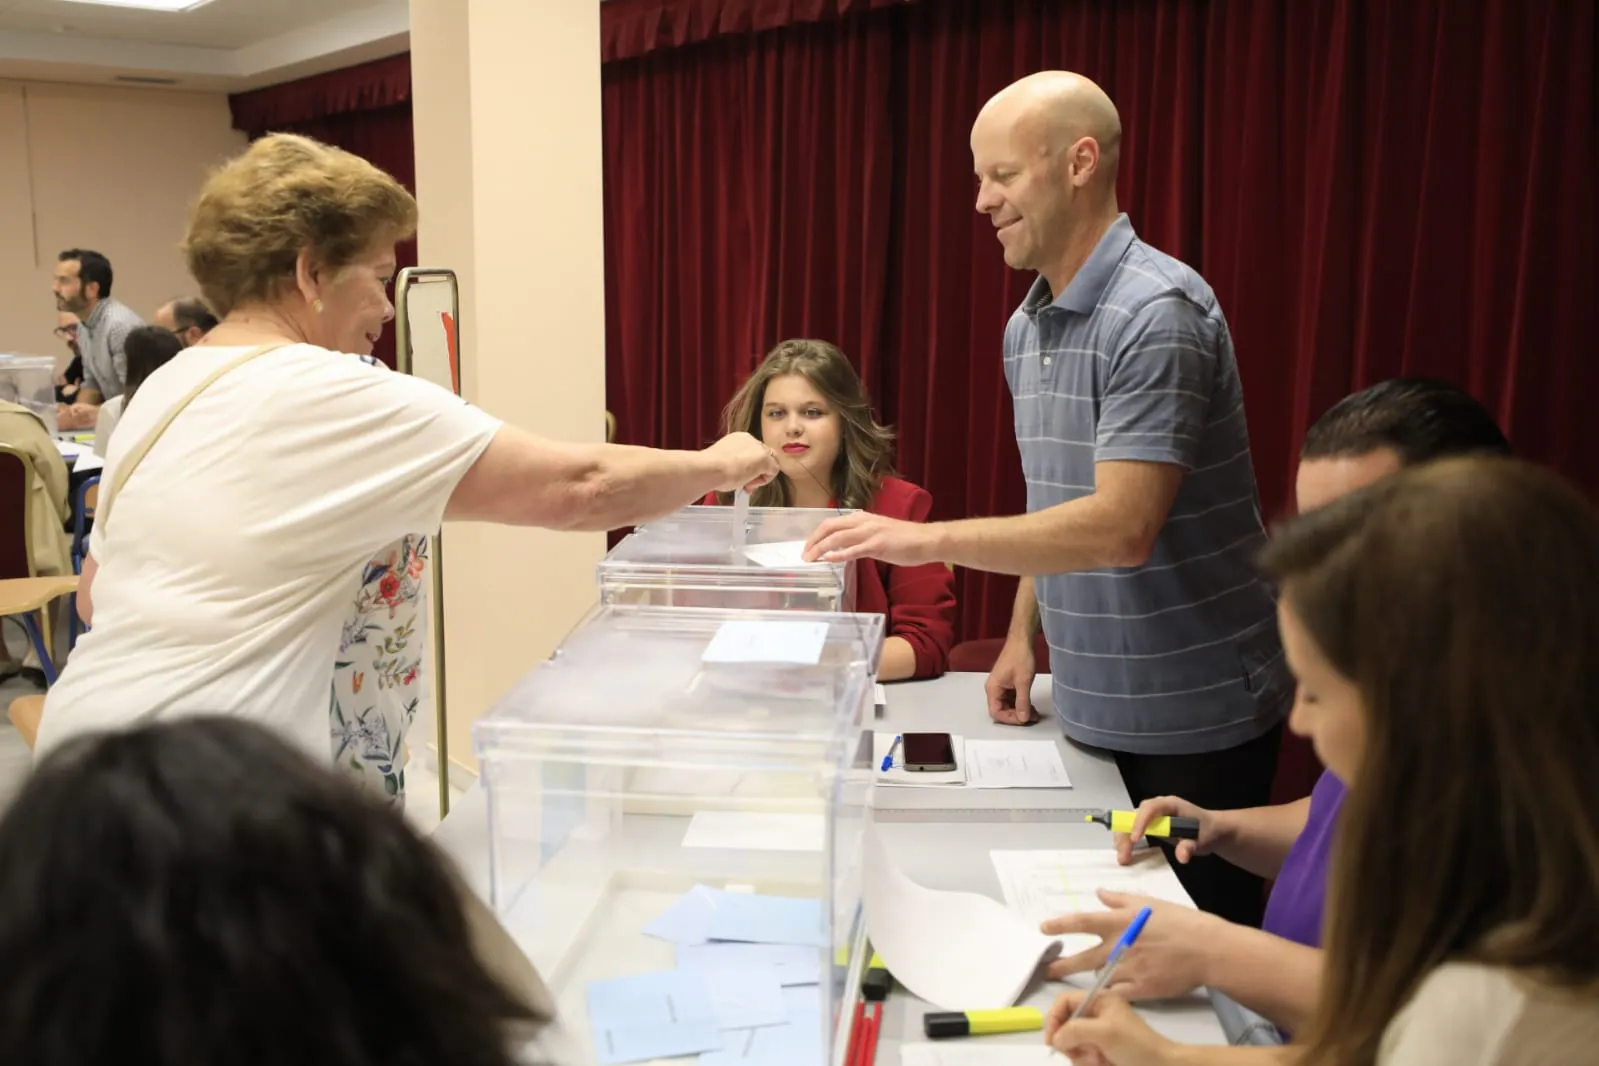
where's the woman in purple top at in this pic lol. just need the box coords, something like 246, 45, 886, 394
1039, 379, 1512, 1035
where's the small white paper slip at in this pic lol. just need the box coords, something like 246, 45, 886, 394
863, 827, 1061, 1011
741, 541, 824, 568
682, 811, 826, 853
902, 1044, 1054, 1066
703, 621, 828, 665
963, 740, 1072, 789
872, 731, 967, 787
731, 488, 751, 549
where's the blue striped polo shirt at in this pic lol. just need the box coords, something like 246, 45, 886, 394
1003, 215, 1290, 755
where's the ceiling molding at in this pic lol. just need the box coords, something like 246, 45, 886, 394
0, 0, 408, 93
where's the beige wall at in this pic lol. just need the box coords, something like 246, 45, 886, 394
0, 81, 245, 367
411, 0, 607, 776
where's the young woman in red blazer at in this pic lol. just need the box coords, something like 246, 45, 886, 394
704, 339, 957, 680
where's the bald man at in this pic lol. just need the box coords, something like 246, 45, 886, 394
151, 297, 218, 348
805, 73, 1288, 926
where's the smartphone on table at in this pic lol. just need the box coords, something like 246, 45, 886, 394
901, 732, 958, 772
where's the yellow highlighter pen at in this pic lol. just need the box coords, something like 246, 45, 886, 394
1086, 810, 1201, 840
923, 1007, 1044, 1038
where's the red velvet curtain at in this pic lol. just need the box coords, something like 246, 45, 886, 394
603, 0, 1596, 641
229, 55, 417, 368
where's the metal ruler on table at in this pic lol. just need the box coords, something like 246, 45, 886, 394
870, 805, 1102, 824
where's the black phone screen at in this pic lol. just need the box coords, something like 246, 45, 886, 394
902, 732, 957, 771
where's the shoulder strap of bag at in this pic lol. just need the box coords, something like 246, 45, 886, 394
98, 342, 291, 531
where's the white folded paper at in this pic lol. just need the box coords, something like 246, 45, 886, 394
863, 828, 1062, 1011
741, 540, 824, 568
682, 811, 826, 853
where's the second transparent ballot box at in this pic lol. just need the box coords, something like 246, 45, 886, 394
597, 504, 856, 612
0, 354, 58, 436
474, 604, 884, 1066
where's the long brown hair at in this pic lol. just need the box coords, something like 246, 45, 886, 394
1259, 457, 1599, 1066
718, 339, 895, 510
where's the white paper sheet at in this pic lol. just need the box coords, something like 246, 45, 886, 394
988, 850, 1195, 957
873, 731, 967, 787
731, 488, 750, 549
740, 541, 824, 569
863, 828, 1061, 1011
682, 811, 826, 853
963, 740, 1072, 789
703, 621, 828, 665
901, 1044, 1054, 1066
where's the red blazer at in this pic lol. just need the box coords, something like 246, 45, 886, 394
700, 476, 958, 679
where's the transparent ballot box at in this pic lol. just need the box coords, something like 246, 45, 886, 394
0, 355, 58, 436
474, 604, 884, 1066
597, 504, 856, 612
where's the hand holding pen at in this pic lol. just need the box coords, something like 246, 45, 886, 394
1041, 907, 1182, 1066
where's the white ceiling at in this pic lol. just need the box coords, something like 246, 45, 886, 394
0, 0, 410, 92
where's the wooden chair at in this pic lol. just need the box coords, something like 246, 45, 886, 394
68, 475, 99, 647
71, 475, 99, 574
7, 695, 42, 749
0, 446, 79, 685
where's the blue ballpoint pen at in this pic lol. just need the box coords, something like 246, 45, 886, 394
1067, 906, 1152, 1022
880, 735, 903, 772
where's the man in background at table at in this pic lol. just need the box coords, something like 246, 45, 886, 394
151, 296, 218, 348
53, 248, 143, 430
803, 71, 1289, 927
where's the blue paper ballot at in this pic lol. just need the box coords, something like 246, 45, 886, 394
677, 942, 823, 987
703, 966, 789, 1029
586, 971, 723, 1065
699, 1003, 823, 1066
643, 884, 720, 946
706, 893, 826, 948
780, 986, 821, 1015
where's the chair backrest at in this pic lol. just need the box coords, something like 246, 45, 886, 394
0, 445, 33, 582
72, 474, 101, 574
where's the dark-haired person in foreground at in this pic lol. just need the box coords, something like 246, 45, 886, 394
1038, 379, 1513, 1038
1045, 457, 1599, 1065
0, 717, 577, 1066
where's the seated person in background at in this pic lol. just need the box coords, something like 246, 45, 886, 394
1040, 379, 1513, 1035
0, 716, 576, 1065
52, 313, 82, 404
706, 339, 957, 680
1045, 457, 1599, 1065
92, 326, 185, 457
52, 248, 143, 430
150, 295, 218, 348
0, 394, 71, 682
